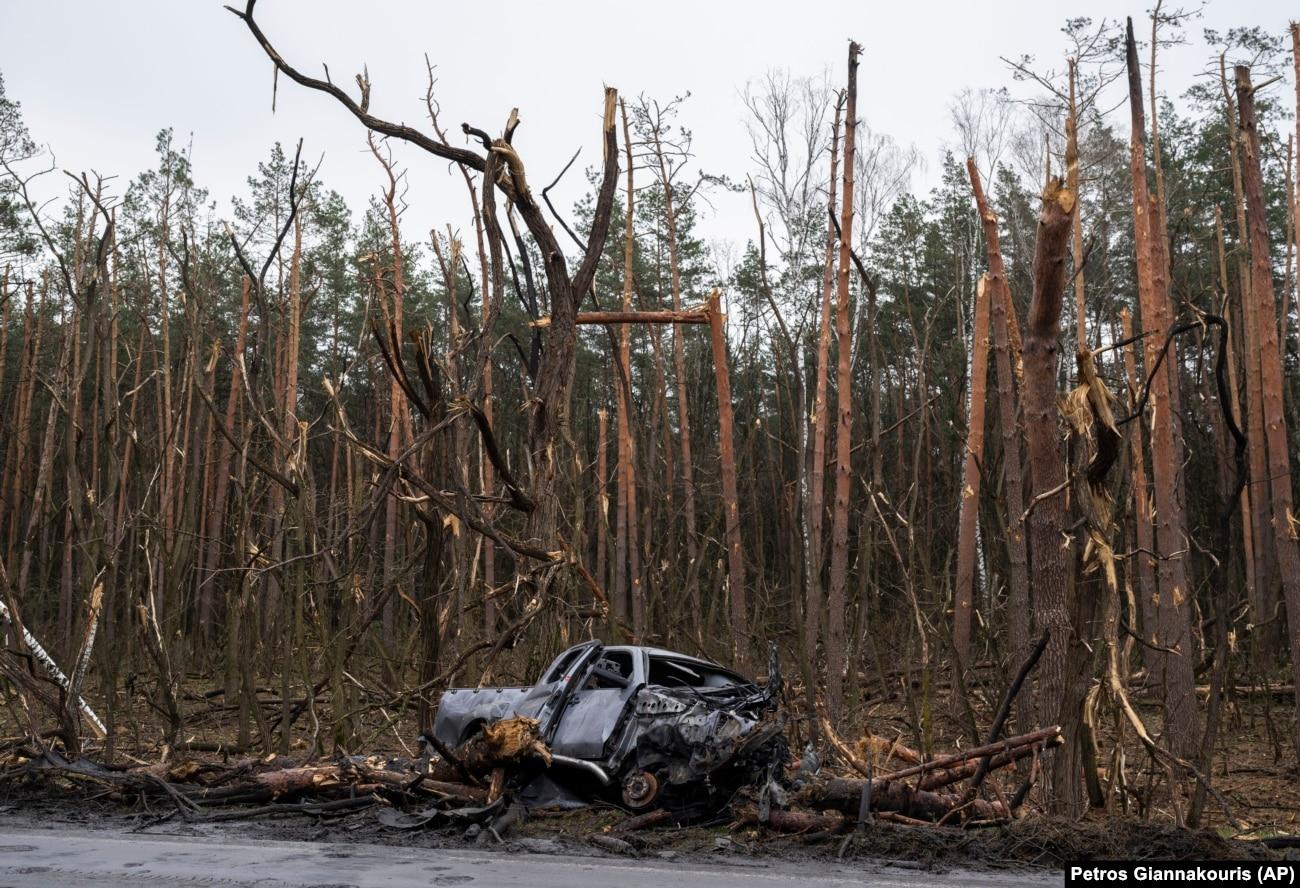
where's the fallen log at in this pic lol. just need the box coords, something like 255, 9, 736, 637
733, 804, 848, 834
561, 307, 711, 326
179, 793, 381, 823
176, 766, 343, 804
874, 726, 1060, 784
854, 732, 923, 767
614, 808, 672, 832
349, 763, 488, 804
875, 810, 936, 827
912, 734, 1062, 792
798, 778, 1008, 822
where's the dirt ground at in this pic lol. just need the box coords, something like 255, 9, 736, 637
3, 669, 1296, 869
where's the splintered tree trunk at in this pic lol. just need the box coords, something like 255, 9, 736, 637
614, 364, 630, 623
953, 275, 991, 663
375, 143, 409, 646
708, 290, 748, 670
967, 159, 1032, 728
615, 100, 643, 636
1236, 65, 1300, 754
1120, 309, 1159, 652
826, 41, 860, 719
595, 408, 609, 608
201, 278, 251, 638
620, 102, 645, 639
1221, 58, 1275, 646
805, 98, 842, 677
1213, 210, 1257, 642
1021, 176, 1076, 810
1126, 19, 1199, 759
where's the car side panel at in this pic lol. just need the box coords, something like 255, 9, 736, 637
549, 687, 637, 759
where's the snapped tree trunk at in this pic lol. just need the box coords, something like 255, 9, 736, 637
708, 290, 748, 671
1021, 174, 1076, 811
826, 41, 860, 719
953, 276, 991, 663
804, 97, 842, 680
1236, 64, 1300, 755
967, 158, 1033, 731
1126, 19, 1199, 759
617, 99, 644, 639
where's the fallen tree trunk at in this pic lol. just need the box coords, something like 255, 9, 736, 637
875, 726, 1061, 783
855, 732, 923, 767
567, 308, 710, 325
798, 777, 1008, 822
910, 735, 1061, 792
733, 805, 848, 834
26, 749, 487, 809
426, 715, 550, 783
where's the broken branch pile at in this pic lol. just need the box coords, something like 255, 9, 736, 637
0, 716, 550, 826
766, 724, 1063, 830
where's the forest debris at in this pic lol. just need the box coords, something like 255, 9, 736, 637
0, 599, 106, 737
587, 834, 637, 855
757, 725, 1065, 829
854, 732, 923, 768
896, 736, 1060, 793
613, 808, 672, 832
873, 726, 1061, 783
427, 715, 550, 785
797, 777, 1009, 823
733, 804, 848, 834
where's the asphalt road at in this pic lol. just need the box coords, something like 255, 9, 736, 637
0, 827, 1060, 887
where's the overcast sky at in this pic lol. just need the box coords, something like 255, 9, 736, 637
4, 0, 1294, 254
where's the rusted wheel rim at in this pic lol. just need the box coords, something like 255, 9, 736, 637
621, 769, 660, 809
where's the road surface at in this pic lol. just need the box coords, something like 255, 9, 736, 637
0, 827, 1060, 887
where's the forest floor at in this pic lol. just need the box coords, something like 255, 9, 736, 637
5, 655, 1294, 873
3, 674, 1296, 869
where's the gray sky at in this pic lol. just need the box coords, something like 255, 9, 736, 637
4, 0, 1294, 253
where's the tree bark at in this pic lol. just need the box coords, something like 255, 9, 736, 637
1236, 64, 1300, 755
953, 276, 991, 663
1126, 18, 1199, 759
1021, 173, 1076, 810
805, 97, 842, 680
1213, 210, 1257, 657
826, 41, 860, 719
595, 408, 609, 611
1294, 25, 1300, 370
618, 100, 644, 639
1220, 57, 1274, 649
647, 119, 701, 622
708, 290, 748, 670
1120, 309, 1159, 653
967, 159, 1033, 731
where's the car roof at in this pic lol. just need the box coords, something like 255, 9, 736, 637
603, 645, 751, 680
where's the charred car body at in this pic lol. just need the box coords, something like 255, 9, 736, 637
432, 642, 785, 811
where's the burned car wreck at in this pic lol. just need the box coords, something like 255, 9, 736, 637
430, 642, 786, 812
